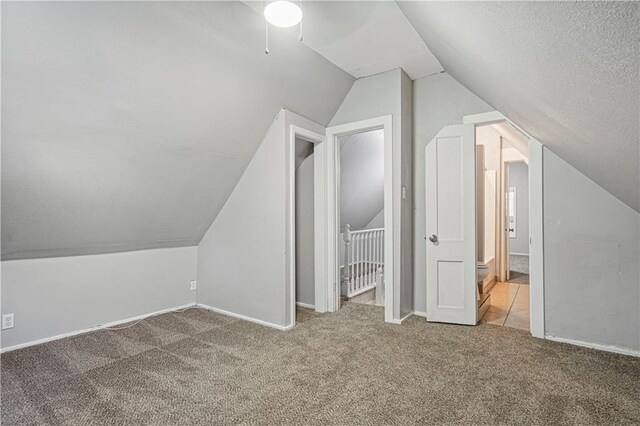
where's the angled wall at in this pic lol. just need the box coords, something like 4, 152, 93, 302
197, 110, 325, 328
197, 111, 288, 327
544, 149, 640, 353
1, 1, 353, 260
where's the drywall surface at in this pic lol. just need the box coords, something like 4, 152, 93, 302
2, 1, 353, 260
329, 69, 413, 319
508, 162, 529, 255
197, 112, 287, 327
476, 125, 501, 264
296, 150, 315, 306
365, 210, 384, 229
399, 71, 414, 318
197, 110, 324, 328
243, 1, 442, 80
413, 72, 493, 314
544, 149, 640, 352
0, 246, 197, 349
339, 130, 384, 231
399, 1, 640, 211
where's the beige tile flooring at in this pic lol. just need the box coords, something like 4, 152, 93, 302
481, 282, 530, 330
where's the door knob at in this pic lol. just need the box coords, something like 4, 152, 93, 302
428, 234, 438, 243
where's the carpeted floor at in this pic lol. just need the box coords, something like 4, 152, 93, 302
2, 304, 640, 425
509, 254, 530, 285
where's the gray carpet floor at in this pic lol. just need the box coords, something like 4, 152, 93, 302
2, 304, 640, 425
509, 254, 530, 285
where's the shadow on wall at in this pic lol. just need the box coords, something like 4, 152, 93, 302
339, 129, 384, 231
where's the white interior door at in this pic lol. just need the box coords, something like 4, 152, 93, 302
425, 124, 477, 325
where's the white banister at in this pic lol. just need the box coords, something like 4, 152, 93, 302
341, 225, 384, 298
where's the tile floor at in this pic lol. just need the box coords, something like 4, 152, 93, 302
481, 282, 530, 330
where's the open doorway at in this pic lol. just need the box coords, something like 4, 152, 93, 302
325, 116, 394, 322
338, 129, 385, 308
294, 138, 316, 310
425, 111, 543, 337
475, 122, 531, 330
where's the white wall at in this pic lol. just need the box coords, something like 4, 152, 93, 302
0, 246, 197, 349
197, 109, 325, 328
508, 162, 529, 255
295, 150, 315, 306
476, 125, 501, 266
365, 210, 384, 229
197, 111, 288, 327
339, 130, 384, 231
2, 2, 353, 261
413, 72, 493, 314
544, 149, 640, 352
329, 69, 413, 319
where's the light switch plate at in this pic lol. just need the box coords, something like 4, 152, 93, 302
190, 280, 197, 291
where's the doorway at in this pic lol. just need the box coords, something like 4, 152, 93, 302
475, 122, 531, 331
425, 111, 544, 338
325, 116, 394, 323
338, 129, 385, 308
294, 138, 316, 310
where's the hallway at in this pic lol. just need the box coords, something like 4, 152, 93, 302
481, 282, 530, 330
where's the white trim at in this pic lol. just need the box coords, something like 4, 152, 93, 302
295, 302, 315, 310
509, 252, 530, 256
325, 115, 394, 323
545, 335, 640, 358
387, 311, 413, 325
463, 111, 506, 126
197, 303, 294, 331
463, 111, 545, 339
285, 116, 326, 327
413, 311, 427, 318
528, 139, 545, 339
0, 302, 197, 353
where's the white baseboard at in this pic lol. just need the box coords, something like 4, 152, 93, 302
413, 311, 427, 318
387, 311, 413, 325
197, 303, 294, 331
545, 335, 640, 358
0, 302, 197, 353
509, 252, 530, 256
295, 302, 315, 310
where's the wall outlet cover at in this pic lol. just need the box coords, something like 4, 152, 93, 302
2, 313, 15, 330
190, 280, 197, 291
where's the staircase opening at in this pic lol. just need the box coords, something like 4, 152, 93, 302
338, 129, 385, 309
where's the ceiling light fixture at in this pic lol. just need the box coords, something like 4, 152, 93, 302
264, 0, 303, 54
264, 1, 302, 28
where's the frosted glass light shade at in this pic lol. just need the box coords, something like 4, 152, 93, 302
264, 1, 303, 28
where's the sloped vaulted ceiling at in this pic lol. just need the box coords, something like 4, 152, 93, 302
1, 1, 354, 259
398, 1, 640, 212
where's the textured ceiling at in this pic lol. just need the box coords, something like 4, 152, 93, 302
244, 1, 442, 79
339, 130, 384, 230
1, 1, 353, 259
398, 1, 640, 211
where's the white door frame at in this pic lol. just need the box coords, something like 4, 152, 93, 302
287, 124, 326, 328
463, 111, 545, 339
324, 116, 394, 323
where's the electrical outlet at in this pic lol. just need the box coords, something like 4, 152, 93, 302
190, 280, 197, 291
2, 314, 14, 330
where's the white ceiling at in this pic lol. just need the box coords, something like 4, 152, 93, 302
398, 1, 640, 211
244, 1, 442, 79
1, 1, 353, 259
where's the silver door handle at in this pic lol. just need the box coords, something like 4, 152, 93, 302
428, 234, 438, 243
